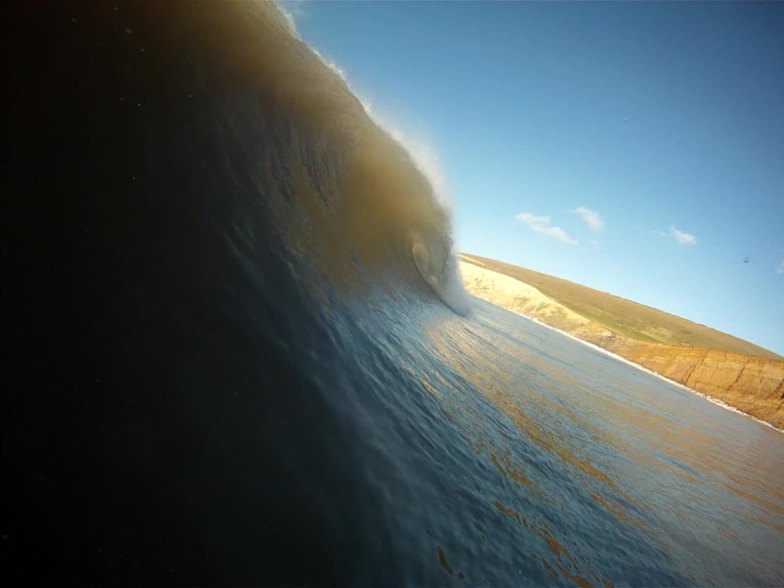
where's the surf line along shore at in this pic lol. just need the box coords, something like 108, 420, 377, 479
458, 257, 784, 434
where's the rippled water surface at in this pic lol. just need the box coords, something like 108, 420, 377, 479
353, 295, 784, 586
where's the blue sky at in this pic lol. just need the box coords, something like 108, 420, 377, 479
280, 1, 784, 355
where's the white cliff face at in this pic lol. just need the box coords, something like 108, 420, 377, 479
459, 260, 619, 345
460, 260, 588, 324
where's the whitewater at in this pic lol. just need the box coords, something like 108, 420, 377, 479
4, 2, 783, 586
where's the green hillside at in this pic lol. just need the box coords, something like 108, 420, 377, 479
461, 253, 781, 360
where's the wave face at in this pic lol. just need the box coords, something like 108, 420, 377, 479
4, 3, 469, 583
170, 0, 470, 315
4, 2, 784, 586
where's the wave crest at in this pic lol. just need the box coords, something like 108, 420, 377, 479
253, 3, 469, 313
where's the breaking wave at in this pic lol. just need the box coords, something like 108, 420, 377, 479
7, 2, 783, 586
241, 2, 469, 313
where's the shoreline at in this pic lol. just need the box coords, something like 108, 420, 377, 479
482, 298, 783, 434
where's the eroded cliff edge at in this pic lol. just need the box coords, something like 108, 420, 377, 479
460, 255, 784, 430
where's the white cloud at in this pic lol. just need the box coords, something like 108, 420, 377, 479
516, 213, 578, 245
777, 260, 784, 274
670, 225, 697, 246
571, 207, 604, 232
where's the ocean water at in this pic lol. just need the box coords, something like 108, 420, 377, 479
4, 2, 783, 585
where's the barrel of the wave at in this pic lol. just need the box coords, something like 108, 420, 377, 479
306, 119, 470, 314
411, 233, 470, 315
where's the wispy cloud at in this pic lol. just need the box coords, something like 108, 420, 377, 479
516, 213, 578, 245
669, 225, 697, 246
777, 260, 784, 274
571, 207, 604, 232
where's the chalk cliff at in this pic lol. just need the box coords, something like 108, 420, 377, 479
460, 258, 784, 430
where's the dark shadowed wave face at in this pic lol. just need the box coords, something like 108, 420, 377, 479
3, 2, 466, 583
3, 3, 783, 587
